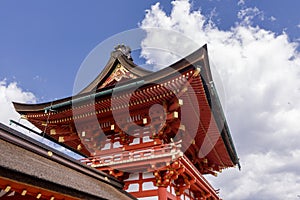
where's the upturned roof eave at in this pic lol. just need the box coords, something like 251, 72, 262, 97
12, 44, 240, 168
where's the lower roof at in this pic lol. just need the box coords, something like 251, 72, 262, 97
0, 123, 136, 200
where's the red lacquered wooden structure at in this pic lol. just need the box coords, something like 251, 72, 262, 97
14, 44, 239, 200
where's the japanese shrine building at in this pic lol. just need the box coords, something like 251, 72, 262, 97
10, 44, 239, 200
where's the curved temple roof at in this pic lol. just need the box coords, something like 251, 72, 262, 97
13, 44, 240, 170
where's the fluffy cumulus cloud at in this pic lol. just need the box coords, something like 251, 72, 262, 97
0, 79, 36, 126
0, 80, 49, 145
0, 80, 82, 158
140, 0, 300, 199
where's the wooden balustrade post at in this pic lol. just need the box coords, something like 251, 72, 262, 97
158, 186, 167, 200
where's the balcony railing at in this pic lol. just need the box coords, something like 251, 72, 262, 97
80, 141, 183, 168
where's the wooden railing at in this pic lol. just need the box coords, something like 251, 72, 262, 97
80, 141, 182, 168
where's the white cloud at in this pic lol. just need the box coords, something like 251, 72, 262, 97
0, 80, 42, 145
207, 150, 300, 199
0, 80, 48, 144
140, 1, 300, 199
237, 7, 264, 25
0, 79, 83, 159
0, 79, 36, 126
270, 16, 276, 22
238, 0, 245, 6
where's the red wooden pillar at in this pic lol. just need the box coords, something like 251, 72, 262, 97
158, 187, 167, 200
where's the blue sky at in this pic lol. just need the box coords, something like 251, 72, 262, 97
0, 0, 299, 101
1, 1, 300, 199
197, 0, 300, 38
0, 0, 169, 100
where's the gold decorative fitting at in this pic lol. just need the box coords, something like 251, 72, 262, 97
50, 129, 56, 135
50, 197, 55, 200
21, 190, 27, 196
143, 118, 147, 124
178, 99, 183, 106
47, 151, 53, 157
4, 186, 11, 192
77, 144, 82, 150
173, 111, 178, 118
193, 67, 201, 77
36, 193, 42, 199
58, 137, 64, 143
21, 115, 27, 119
111, 124, 115, 130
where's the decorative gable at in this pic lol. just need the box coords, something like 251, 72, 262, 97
98, 64, 138, 89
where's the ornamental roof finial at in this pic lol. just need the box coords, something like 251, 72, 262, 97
114, 44, 131, 59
